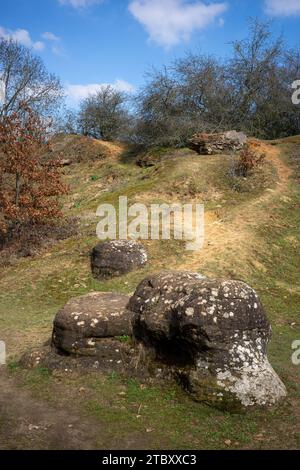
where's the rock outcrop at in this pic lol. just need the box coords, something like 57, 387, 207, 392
188, 131, 247, 155
91, 240, 148, 280
128, 271, 286, 410
52, 292, 131, 356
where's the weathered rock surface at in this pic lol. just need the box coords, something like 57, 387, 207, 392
188, 131, 247, 155
129, 271, 286, 410
91, 240, 148, 280
21, 337, 138, 375
52, 292, 131, 356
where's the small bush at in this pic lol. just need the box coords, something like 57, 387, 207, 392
235, 144, 266, 177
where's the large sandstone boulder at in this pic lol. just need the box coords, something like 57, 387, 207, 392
188, 131, 247, 155
129, 271, 286, 410
52, 292, 131, 356
91, 240, 148, 280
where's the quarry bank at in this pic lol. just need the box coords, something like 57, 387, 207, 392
2, 129, 300, 450
18, 132, 289, 413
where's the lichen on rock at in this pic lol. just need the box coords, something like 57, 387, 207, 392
91, 240, 148, 280
52, 291, 131, 356
128, 271, 286, 410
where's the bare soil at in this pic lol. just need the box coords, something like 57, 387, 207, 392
0, 368, 100, 450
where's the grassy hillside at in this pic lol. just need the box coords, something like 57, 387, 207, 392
0, 135, 299, 449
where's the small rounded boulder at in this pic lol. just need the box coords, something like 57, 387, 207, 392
91, 240, 148, 280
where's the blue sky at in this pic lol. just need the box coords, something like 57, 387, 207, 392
1, 0, 300, 106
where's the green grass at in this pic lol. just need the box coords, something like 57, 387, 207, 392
0, 141, 300, 449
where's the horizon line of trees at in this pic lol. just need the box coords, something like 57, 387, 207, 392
1, 18, 300, 149
62, 19, 300, 147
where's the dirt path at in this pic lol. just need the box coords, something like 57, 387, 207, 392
179, 141, 292, 274
0, 368, 100, 450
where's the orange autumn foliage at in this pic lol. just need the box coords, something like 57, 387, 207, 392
0, 106, 68, 237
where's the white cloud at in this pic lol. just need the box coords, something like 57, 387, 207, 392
58, 0, 103, 8
42, 31, 64, 56
128, 0, 228, 48
0, 26, 44, 50
264, 0, 300, 16
42, 31, 61, 41
66, 80, 135, 103
113, 79, 136, 93
51, 44, 65, 56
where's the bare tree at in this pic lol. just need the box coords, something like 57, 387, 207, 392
133, 58, 235, 148
229, 18, 283, 133
78, 85, 130, 141
0, 38, 63, 119
56, 107, 79, 135
133, 19, 300, 147
132, 67, 187, 147
174, 53, 236, 132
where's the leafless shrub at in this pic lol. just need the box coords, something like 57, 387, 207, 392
236, 144, 266, 177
